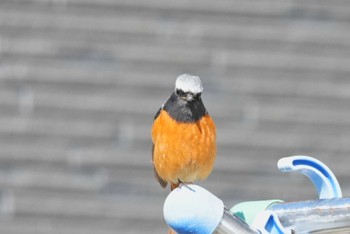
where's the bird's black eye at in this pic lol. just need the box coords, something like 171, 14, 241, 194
175, 89, 186, 97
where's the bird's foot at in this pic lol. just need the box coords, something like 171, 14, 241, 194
177, 179, 195, 192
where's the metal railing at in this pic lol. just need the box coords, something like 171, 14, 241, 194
163, 156, 350, 234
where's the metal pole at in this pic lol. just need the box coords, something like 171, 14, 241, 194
268, 198, 350, 233
213, 208, 259, 234
164, 184, 350, 233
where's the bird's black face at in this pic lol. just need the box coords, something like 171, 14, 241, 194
175, 89, 201, 102
164, 90, 207, 123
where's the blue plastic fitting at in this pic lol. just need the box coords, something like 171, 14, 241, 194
278, 155, 342, 199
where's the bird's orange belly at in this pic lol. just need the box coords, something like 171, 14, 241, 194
152, 110, 216, 184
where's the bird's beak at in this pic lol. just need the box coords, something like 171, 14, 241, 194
186, 93, 194, 101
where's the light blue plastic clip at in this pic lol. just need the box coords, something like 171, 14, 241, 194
278, 155, 342, 199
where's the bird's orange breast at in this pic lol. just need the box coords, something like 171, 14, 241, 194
152, 110, 216, 184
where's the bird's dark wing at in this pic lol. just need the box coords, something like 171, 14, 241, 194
153, 107, 161, 121
152, 143, 168, 188
152, 107, 168, 188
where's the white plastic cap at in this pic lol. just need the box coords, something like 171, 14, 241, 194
163, 184, 224, 234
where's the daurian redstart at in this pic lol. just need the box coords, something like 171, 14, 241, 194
152, 74, 216, 190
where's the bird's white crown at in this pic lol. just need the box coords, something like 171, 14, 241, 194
175, 74, 203, 94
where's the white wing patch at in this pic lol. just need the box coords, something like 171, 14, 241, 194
175, 74, 203, 94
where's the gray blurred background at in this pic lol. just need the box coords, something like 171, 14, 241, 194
1, 0, 350, 233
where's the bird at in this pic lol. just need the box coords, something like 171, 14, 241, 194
151, 74, 216, 191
